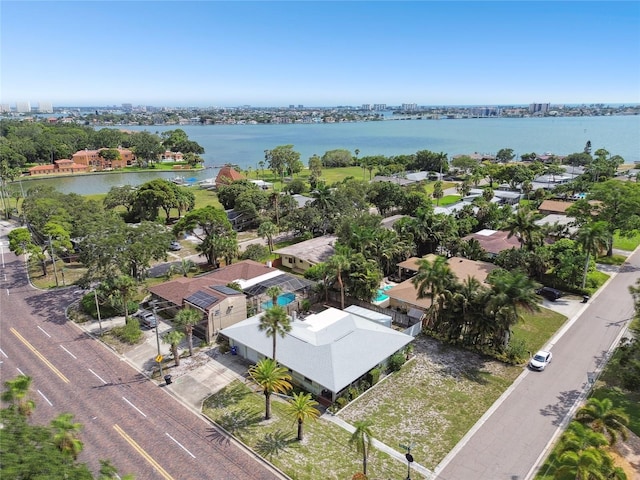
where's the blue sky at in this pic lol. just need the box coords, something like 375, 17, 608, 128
2, 1, 639, 107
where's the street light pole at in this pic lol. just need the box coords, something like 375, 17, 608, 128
399, 442, 415, 480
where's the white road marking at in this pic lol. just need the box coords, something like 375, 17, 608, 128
37, 325, 51, 338
88, 368, 107, 384
122, 397, 147, 417
16, 367, 25, 375
37, 389, 53, 406
0, 348, 7, 358
166, 432, 196, 458
60, 345, 77, 359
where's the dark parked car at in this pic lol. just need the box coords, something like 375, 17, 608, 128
536, 286, 563, 302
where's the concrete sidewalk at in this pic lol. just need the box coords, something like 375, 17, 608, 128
79, 315, 247, 414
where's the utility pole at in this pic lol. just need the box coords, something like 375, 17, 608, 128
48, 235, 59, 287
94, 288, 103, 336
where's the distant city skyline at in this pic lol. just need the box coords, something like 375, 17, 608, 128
2, 1, 639, 107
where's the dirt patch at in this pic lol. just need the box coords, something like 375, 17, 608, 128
613, 431, 640, 480
161, 348, 216, 379
339, 335, 521, 468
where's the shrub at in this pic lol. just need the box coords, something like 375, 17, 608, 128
504, 337, 528, 364
335, 396, 348, 409
111, 318, 143, 344
301, 299, 311, 313
367, 367, 381, 385
388, 352, 406, 372
240, 244, 270, 262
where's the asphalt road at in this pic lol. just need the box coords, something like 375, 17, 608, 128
0, 230, 284, 480
435, 247, 639, 480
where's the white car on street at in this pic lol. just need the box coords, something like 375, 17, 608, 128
529, 350, 553, 371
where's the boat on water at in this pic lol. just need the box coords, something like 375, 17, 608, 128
198, 178, 217, 189
171, 176, 198, 186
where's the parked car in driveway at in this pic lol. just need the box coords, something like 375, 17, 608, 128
136, 310, 157, 328
169, 240, 181, 251
536, 286, 562, 301
529, 350, 553, 371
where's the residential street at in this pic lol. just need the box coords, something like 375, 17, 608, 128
0, 221, 285, 480
434, 247, 639, 480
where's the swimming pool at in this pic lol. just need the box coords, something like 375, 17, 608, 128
262, 292, 296, 309
372, 285, 393, 302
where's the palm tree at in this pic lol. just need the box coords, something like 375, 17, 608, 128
486, 270, 539, 347
258, 305, 291, 360
506, 207, 540, 250
2, 374, 35, 416
554, 447, 608, 480
576, 397, 629, 445
258, 221, 279, 253
50, 412, 84, 460
411, 255, 456, 327
163, 330, 185, 366
349, 419, 374, 477
575, 221, 609, 288
432, 180, 444, 206
175, 307, 202, 357
265, 285, 283, 307
559, 421, 608, 453
284, 391, 320, 441
105, 275, 137, 323
326, 247, 352, 310
248, 358, 292, 420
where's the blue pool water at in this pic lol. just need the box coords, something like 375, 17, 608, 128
372, 285, 393, 302
262, 292, 296, 309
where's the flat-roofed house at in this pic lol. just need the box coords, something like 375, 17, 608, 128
273, 235, 337, 274
221, 306, 413, 402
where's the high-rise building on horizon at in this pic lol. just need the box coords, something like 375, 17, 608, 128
16, 101, 31, 113
38, 101, 53, 113
529, 103, 550, 114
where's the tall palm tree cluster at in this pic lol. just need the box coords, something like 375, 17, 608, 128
412, 257, 539, 354
550, 398, 629, 480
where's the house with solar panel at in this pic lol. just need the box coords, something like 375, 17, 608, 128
148, 260, 315, 343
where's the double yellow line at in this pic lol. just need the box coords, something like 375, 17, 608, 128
10, 328, 69, 383
113, 424, 174, 480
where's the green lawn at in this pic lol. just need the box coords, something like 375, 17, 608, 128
613, 231, 640, 252
512, 308, 568, 356
203, 381, 410, 480
436, 194, 462, 206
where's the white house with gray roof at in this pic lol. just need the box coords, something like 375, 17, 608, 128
221, 307, 413, 402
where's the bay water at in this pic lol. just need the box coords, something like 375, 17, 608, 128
20, 115, 640, 195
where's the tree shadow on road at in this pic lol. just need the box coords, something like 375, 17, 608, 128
206, 425, 232, 446
539, 389, 582, 426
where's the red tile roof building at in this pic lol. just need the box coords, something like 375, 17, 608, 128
28, 159, 89, 176
71, 148, 135, 171
215, 166, 245, 187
